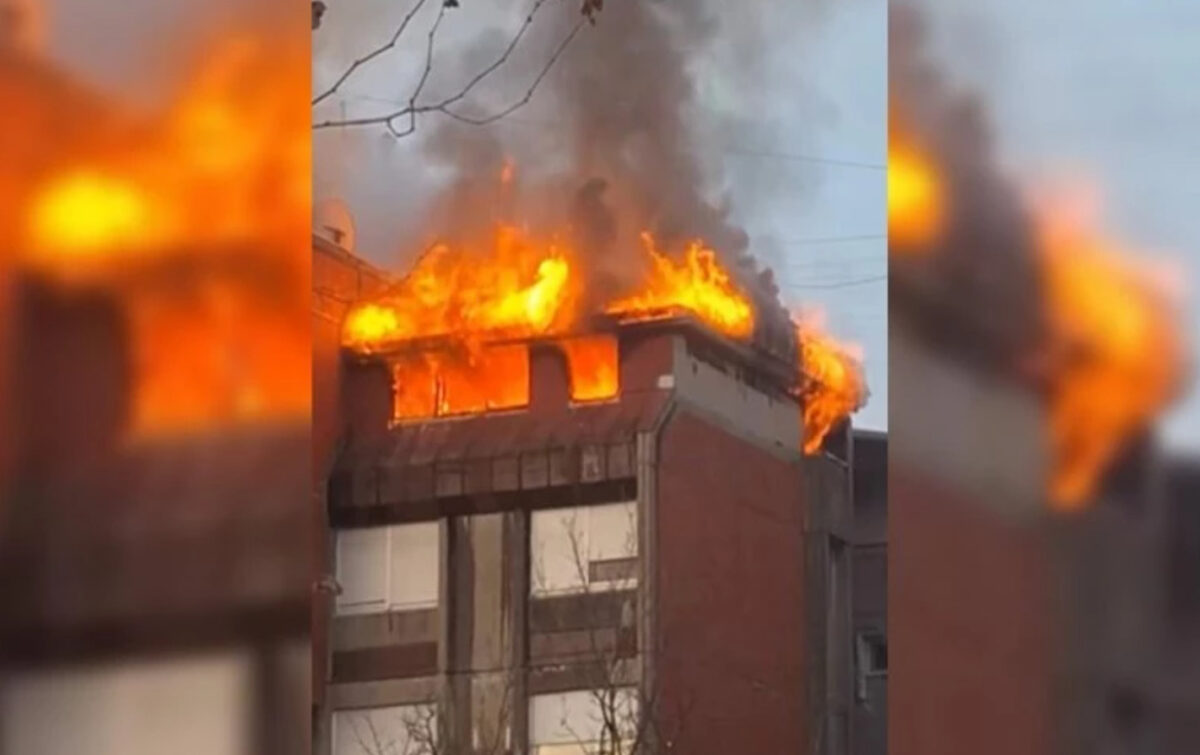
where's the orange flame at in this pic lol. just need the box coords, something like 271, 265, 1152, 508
393, 345, 530, 421
23, 34, 308, 268
886, 125, 1188, 508
562, 334, 619, 402
343, 225, 577, 354
1037, 210, 1185, 509
795, 314, 867, 454
341, 218, 870, 437
605, 232, 755, 339
888, 135, 944, 251
14, 31, 311, 438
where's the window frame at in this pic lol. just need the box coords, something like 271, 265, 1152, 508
334, 521, 440, 616
331, 703, 438, 755
529, 501, 639, 598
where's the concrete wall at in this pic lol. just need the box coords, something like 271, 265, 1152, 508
670, 334, 802, 452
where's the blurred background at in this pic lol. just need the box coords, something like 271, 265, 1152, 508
0, 1, 310, 753
889, 1, 1198, 754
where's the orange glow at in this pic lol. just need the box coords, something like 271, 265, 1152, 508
1038, 213, 1184, 510
888, 136, 944, 250
22, 33, 309, 269
392, 345, 530, 421
127, 291, 310, 437
393, 354, 438, 420
29, 171, 171, 257
795, 314, 867, 454
12, 30, 311, 438
561, 335, 619, 402
605, 232, 755, 339
343, 225, 578, 354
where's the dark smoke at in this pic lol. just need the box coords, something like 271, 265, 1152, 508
889, 2, 1044, 372
357, 0, 810, 362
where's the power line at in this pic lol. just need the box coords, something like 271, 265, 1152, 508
780, 254, 885, 269
774, 234, 885, 246
721, 145, 885, 171
330, 94, 885, 171
785, 275, 887, 290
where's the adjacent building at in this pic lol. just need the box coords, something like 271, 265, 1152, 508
850, 429, 886, 755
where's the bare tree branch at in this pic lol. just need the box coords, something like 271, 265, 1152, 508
434, 0, 554, 113
312, 0, 587, 137
312, 0, 433, 107
440, 18, 584, 127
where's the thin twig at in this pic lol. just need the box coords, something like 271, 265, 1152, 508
313, 0, 432, 106
411, 3, 448, 111
312, 4, 586, 137
436, 0, 554, 112
440, 17, 584, 126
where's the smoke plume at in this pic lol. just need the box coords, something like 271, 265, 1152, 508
889, 2, 1044, 368
317, 0, 822, 360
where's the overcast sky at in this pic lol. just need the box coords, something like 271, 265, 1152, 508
922, 0, 1200, 451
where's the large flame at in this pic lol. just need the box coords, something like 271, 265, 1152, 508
342, 225, 578, 353
1037, 210, 1185, 510
795, 314, 867, 454
886, 133, 1187, 509
605, 232, 755, 339
14, 31, 311, 438
342, 221, 864, 449
23, 34, 309, 268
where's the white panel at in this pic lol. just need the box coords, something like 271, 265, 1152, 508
529, 689, 639, 749
587, 502, 637, 563
336, 527, 388, 613
531, 508, 587, 595
333, 704, 435, 755
388, 521, 440, 610
0, 651, 252, 755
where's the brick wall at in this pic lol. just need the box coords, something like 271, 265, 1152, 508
890, 468, 1054, 755
655, 409, 807, 754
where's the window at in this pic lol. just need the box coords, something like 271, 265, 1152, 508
855, 632, 887, 702
1, 651, 254, 755
335, 521, 439, 615
531, 502, 637, 597
392, 345, 530, 421
332, 704, 437, 755
528, 689, 638, 755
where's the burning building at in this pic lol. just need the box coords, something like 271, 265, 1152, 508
888, 5, 1198, 755
0, 17, 311, 754
311, 198, 868, 754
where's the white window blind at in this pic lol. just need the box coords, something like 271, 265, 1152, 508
336, 521, 439, 615
530, 502, 637, 596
